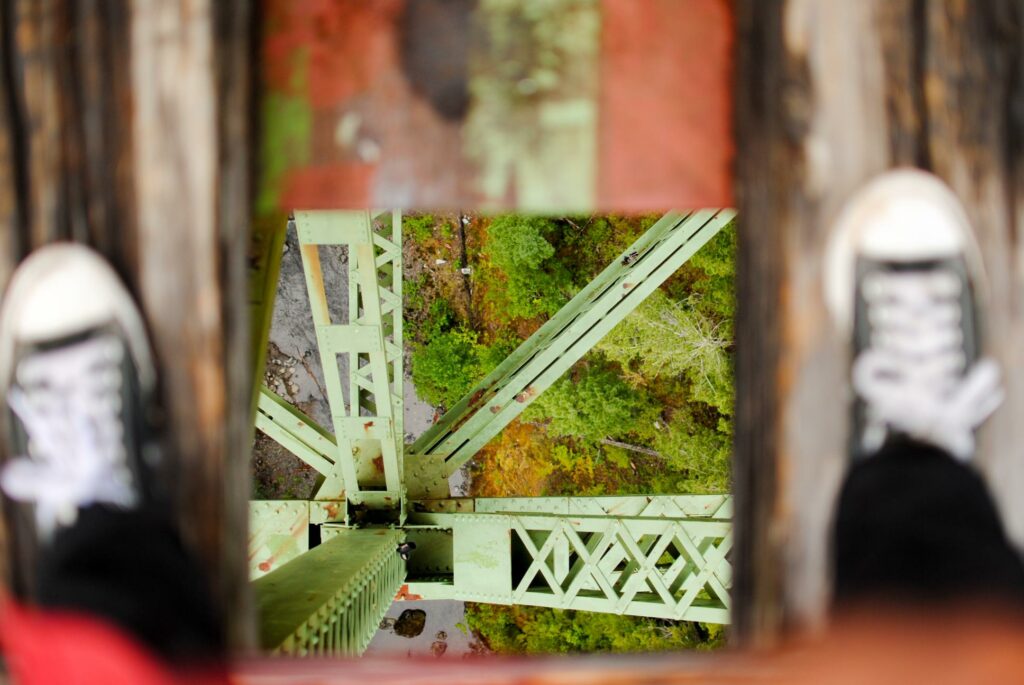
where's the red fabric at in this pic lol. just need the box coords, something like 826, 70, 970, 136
0, 602, 225, 685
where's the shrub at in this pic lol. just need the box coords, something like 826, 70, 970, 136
525, 362, 658, 442
485, 215, 575, 320
410, 328, 520, 408
410, 329, 481, 407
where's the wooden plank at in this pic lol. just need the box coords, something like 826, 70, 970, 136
259, 0, 733, 211
131, 0, 256, 649
733, 0, 1024, 643
0, 0, 144, 591
920, 1, 1024, 551
0, 0, 256, 649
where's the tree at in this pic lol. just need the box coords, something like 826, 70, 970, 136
596, 289, 733, 416
525, 362, 658, 441
410, 328, 519, 408
410, 329, 481, 407
593, 225, 737, 494
485, 215, 576, 319
649, 394, 732, 494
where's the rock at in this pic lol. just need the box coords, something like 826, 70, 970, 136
393, 609, 427, 638
430, 641, 448, 657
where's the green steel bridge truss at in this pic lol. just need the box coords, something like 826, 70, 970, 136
250, 209, 736, 655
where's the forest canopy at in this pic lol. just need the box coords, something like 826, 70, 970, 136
404, 214, 735, 653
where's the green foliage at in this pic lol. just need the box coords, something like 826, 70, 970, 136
406, 293, 459, 347
485, 215, 576, 320
404, 213, 437, 244
670, 222, 737, 332
404, 273, 427, 311
525, 361, 659, 441
478, 330, 518, 375
603, 444, 632, 470
465, 604, 722, 654
559, 215, 657, 280
411, 328, 481, 407
591, 224, 737, 495
489, 216, 557, 268
405, 215, 739, 655
650, 397, 731, 493
597, 290, 733, 416
410, 326, 519, 408
421, 298, 458, 340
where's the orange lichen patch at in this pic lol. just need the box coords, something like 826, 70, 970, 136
514, 386, 537, 403
394, 584, 423, 601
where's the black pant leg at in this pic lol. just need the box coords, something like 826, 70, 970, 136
35, 506, 224, 663
832, 439, 1024, 607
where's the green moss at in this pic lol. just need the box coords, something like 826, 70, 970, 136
257, 48, 311, 217
484, 215, 576, 320
466, 604, 723, 654
404, 214, 437, 244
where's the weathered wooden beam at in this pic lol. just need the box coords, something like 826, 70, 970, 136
132, 0, 258, 650
0, 0, 257, 649
734, 0, 1024, 644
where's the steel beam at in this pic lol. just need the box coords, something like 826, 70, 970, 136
255, 386, 337, 484
254, 528, 406, 656
290, 210, 405, 508
249, 499, 348, 579
402, 496, 732, 624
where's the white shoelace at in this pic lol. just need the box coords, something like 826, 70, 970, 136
2, 335, 137, 537
853, 269, 1003, 460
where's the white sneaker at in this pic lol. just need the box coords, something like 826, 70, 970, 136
0, 245, 160, 539
824, 169, 1003, 461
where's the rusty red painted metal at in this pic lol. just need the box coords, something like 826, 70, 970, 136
598, 0, 734, 210
259, 0, 735, 212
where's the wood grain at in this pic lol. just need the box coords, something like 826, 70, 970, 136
733, 0, 1024, 643
0, 0, 256, 649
